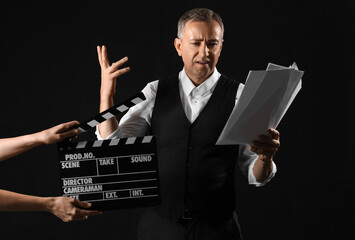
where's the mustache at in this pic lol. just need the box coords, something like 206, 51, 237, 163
195, 59, 210, 63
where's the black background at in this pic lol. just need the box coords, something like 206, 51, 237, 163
0, 0, 354, 239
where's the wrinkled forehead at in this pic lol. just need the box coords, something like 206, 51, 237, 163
183, 20, 223, 41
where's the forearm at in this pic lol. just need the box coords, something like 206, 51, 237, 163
98, 95, 119, 139
0, 133, 43, 162
252, 155, 274, 182
96, 46, 131, 139
0, 189, 52, 212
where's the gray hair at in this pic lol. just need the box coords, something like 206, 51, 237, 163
177, 8, 224, 39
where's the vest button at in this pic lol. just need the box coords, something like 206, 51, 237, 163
186, 163, 192, 167
187, 146, 193, 150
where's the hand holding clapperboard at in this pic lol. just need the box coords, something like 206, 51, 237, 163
57, 92, 161, 211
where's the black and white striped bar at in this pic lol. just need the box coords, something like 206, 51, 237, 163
59, 136, 154, 151
76, 92, 146, 133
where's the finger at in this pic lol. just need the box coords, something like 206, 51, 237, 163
97, 45, 102, 66
253, 140, 277, 150
73, 208, 102, 220
101, 45, 110, 67
259, 135, 280, 148
268, 128, 280, 140
250, 145, 275, 156
76, 208, 102, 216
250, 145, 267, 155
57, 121, 80, 133
250, 145, 258, 154
109, 56, 129, 72
59, 129, 79, 140
65, 120, 80, 129
83, 209, 102, 216
74, 199, 92, 209
253, 140, 278, 153
111, 67, 131, 78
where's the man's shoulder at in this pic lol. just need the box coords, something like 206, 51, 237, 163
161, 72, 181, 82
143, 72, 181, 93
219, 74, 241, 86
153, 73, 181, 88
217, 74, 245, 99
141, 79, 159, 97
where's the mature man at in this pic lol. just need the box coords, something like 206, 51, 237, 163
96, 8, 280, 240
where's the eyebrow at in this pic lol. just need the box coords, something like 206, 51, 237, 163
190, 39, 219, 42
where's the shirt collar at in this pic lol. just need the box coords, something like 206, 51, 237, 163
179, 68, 221, 96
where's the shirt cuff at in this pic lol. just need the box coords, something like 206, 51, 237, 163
248, 157, 277, 187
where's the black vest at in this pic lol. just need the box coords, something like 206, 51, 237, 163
151, 74, 240, 221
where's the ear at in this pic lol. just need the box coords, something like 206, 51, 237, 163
174, 38, 182, 56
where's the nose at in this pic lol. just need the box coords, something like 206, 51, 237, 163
199, 42, 209, 58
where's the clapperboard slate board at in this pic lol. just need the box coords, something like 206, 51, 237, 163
57, 92, 160, 210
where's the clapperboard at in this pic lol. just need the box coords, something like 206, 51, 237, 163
57, 92, 160, 210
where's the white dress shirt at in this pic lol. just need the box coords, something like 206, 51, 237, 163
95, 68, 276, 186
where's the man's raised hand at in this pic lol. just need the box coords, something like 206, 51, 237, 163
97, 45, 130, 98
97, 45, 129, 138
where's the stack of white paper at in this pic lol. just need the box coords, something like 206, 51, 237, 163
216, 63, 304, 145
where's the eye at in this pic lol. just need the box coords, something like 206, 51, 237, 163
208, 42, 218, 47
191, 42, 200, 46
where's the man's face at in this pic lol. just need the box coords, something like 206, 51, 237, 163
174, 20, 223, 85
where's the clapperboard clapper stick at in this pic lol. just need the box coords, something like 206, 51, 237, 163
57, 92, 161, 211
